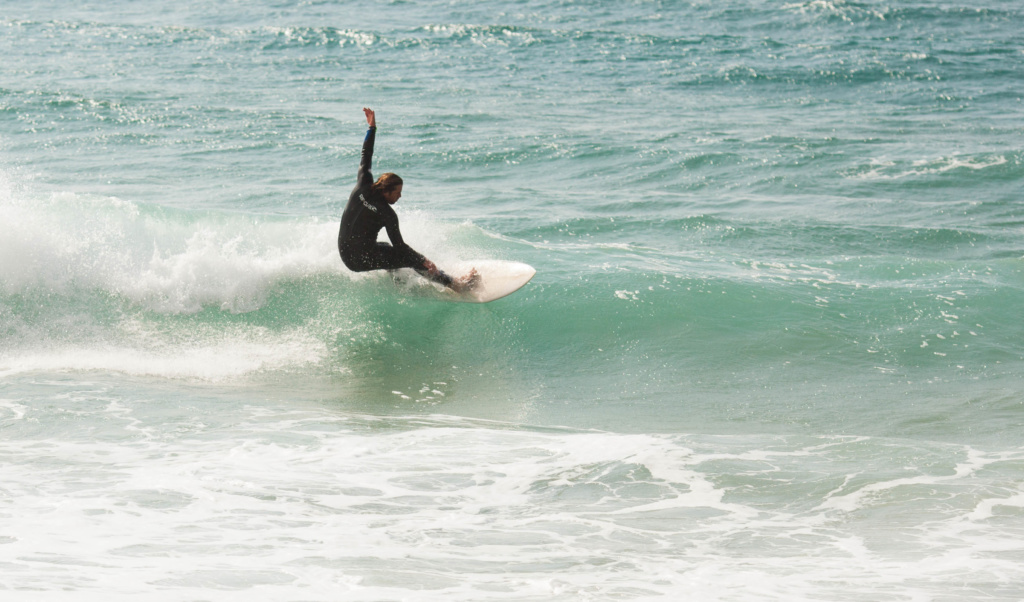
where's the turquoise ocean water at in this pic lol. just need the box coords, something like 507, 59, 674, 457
2, 1, 1023, 599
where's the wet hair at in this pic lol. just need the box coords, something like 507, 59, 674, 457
372, 173, 403, 194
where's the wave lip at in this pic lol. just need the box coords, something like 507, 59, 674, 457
1, 190, 342, 314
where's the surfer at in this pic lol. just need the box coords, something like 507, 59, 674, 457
338, 107, 477, 292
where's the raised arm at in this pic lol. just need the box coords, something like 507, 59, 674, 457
357, 108, 377, 185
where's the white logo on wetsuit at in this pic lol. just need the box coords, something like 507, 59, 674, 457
359, 193, 378, 213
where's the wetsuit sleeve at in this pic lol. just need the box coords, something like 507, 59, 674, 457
357, 126, 376, 187
384, 212, 426, 266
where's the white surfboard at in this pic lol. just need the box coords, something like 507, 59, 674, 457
443, 260, 536, 303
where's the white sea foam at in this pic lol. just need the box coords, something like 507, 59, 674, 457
848, 154, 1008, 180
0, 332, 326, 381
0, 189, 343, 313
3, 402, 1023, 601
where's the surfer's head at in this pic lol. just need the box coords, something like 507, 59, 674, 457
373, 173, 404, 204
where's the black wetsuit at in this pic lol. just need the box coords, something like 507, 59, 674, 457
338, 126, 453, 287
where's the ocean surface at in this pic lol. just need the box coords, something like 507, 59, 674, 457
2, 0, 1023, 599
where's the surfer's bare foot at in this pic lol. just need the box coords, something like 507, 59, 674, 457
450, 269, 480, 293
